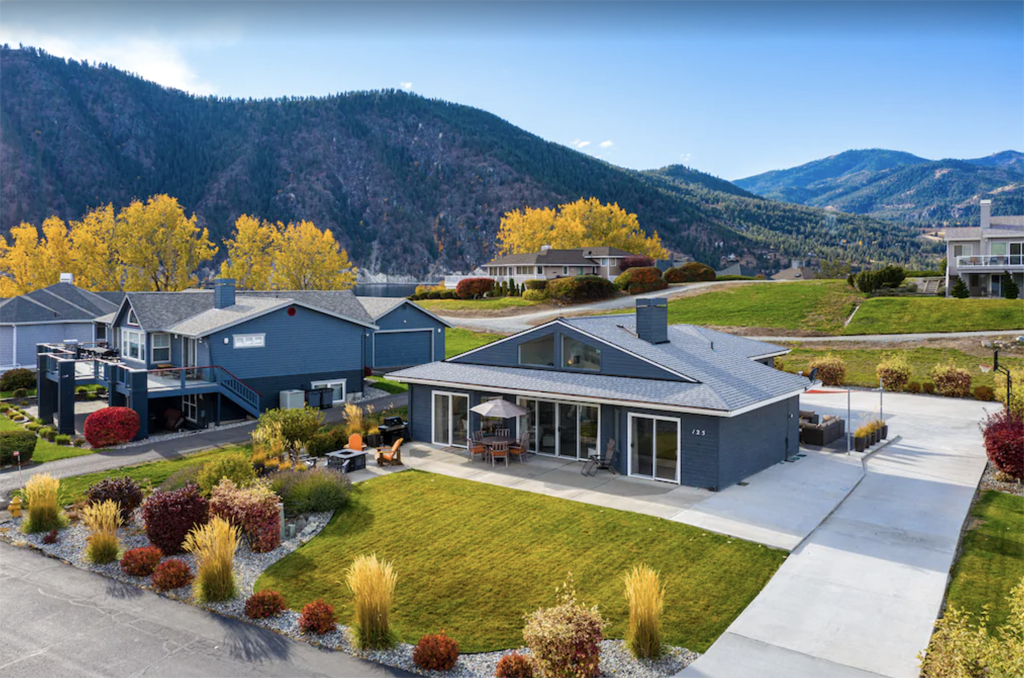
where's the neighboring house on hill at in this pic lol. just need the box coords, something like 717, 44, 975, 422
716, 262, 759, 278
34, 280, 442, 438
771, 266, 816, 281
1, 276, 123, 371
944, 199, 1024, 297
391, 299, 807, 490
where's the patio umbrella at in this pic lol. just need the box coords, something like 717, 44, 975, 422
470, 399, 528, 419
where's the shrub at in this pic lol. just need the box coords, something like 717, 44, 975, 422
523, 289, 551, 301
547, 276, 616, 304
664, 262, 715, 283
72, 437, 86, 447
253, 407, 324, 465
83, 407, 140, 448
87, 476, 144, 523
159, 465, 202, 492
994, 366, 1024, 417
973, 385, 996, 401
54, 434, 71, 445
495, 652, 535, 678
141, 484, 209, 555
950, 277, 969, 298
210, 479, 281, 553
524, 279, 548, 291
1003, 274, 1020, 300
809, 353, 846, 386
523, 575, 605, 678
197, 453, 257, 495
620, 255, 654, 271
42, 528, 59, 545
81, 499, 122, 564
980, 410, 1024, 480
25, 423, 40, 432
876, 353, 912, 392
923, 382, 936, 394
269, 467, 351, 514
183, 516, 239, 602
22, 473, 65, 533
0, 403, 8, 412
413, 632, 460, 672
455, 277, 495, 299
907, 381, 922, 394
120, 546, 163, 577
299, 599, 337, 635
151, 558, 194, 591
245, 589, 288, 619
1, 429, 37, 465
12, 388, 27, 398
614, 267, 667, 295
931, 363, 972, 398
1, 368, 35, 392
624, 564, 664, 659
43, 428, 57, 442
305, 431, 336, 458
346, 553, 398, 649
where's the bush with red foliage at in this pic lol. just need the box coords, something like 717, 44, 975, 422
245, 589, 288, 619
981, 410, 1024, 480
495, 652, 535, 678
87, 476, 144, 522
151, 558, 194, 591
210, 479, 281, 553
413, 632, 460, 671
615, 267, 668, 295
120, 546, 163, 577
298, 599, 336, 634
664, 262, 716, 283
141, 484, 209, 555
83, 407, 141, 448
42, 528, 59, 545
455, 277, 495, 299
620, 255, 654, 272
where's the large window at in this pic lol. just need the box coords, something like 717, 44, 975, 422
562, 336, 601, 371
151, 333, 170, 363
517, 397, 600, 460
121, 328, 144, 361
519, 334, 555, 367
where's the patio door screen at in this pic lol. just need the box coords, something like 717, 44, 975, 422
432, 392, 469, 448
628, 414, 680, 483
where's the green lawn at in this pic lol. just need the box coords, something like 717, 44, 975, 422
611, 281, 864, 334
779, 347, 1023, 391
366, 376, 409, 395
257, 471, 785, 653
844, 297, 1024, 335
945, 491, 1024, 630
417, 296, 544, 312
445, 327, 505, 358
0, 415, 94, 463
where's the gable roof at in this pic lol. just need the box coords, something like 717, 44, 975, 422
771, 267, 816, 281
1, 283, 123, 325
580, 246, 634, 258
485, 249, 600, 267
356, 297, 453, 328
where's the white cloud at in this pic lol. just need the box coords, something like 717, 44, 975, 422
400, 82, 413, 90
576, 140, 591, 149
600, 140, 613, 148
0, 28, 218, 95
679, 153, 692, 163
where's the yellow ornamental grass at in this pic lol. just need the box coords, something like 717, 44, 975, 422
624, 564, 664, 659
81, 499, 122, 564
184, 517, 239, 602
22, 473, 65, 533
346, 553, 398, 650
343, 403, 364, 437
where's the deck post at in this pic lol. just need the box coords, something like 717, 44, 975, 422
129, 370, 149, 440
216, 393, 222, 426
35, 349, 55, 426
56, 360, 76, 436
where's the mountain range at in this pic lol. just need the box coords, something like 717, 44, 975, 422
735, 149, 1023, 225
1, 46, 937, 277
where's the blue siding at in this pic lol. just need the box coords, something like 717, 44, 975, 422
617, 406, 721, 489
717, 396, 799, 488
365, 303, 446, 368
450, 324, 681, 381
409, 383, 433, 442
3, 323, 97, 369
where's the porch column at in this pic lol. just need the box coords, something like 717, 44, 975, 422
129, 371, 149, 440
56, 360, 76, 436
36, 350, 55, 426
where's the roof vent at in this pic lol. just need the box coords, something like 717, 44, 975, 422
540, 244, 552, 251
59, 272, 74, 284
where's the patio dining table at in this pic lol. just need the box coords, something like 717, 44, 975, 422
479, 435, 516, 448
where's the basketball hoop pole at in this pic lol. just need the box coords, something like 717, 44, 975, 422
993, 349, 1013, 410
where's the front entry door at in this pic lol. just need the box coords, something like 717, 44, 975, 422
629, 414, 680, 483
432, 392, 469, 448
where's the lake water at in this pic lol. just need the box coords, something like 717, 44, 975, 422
353, 282, 437, 298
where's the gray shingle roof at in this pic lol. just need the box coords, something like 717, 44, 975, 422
164, 297, 290, 336
1, 283, 122, 324
486, 249, 599, 267
242, 290, 375, 326
356, 296, 406, 319
580, 246, 633, 258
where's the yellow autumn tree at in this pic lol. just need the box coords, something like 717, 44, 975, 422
497, 197, 667, 259
220, 214, 277, 290
69, 204, 122, 291
116, 194, 218, 291
0, 218, 79, 295
272, 220, 357, 290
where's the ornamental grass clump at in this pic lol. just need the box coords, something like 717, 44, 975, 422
81, 499, 122, 564
22, 473, 66, 533
183, 516, 239, 603
523, 574, 605, 678
623, 564, 664, 659
346, 553, 398, 650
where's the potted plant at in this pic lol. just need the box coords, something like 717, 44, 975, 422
854, 424, 871, 452
366, 425, 382, 449
874, 419, 888, 441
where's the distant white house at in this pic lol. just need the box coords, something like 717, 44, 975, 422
445, 245, 637, 288
944, 200, 1024, 297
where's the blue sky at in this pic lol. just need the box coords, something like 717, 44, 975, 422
2, 1, 1021, 179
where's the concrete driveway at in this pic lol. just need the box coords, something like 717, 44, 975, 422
682, 391, 995, 678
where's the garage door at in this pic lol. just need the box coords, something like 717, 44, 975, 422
374, 330, 432, 368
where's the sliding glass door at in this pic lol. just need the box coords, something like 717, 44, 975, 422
629, 414, 680, 483
517, 398, 600, 460
432, 392, 469, 448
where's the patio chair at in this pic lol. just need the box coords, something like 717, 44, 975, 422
581, 438, 618, 477
489, 441, 509, 467
469, 435, 489, 462
496, 428, 510, 437
348, 433, 364, 452
509, 433, 528, 464
376, 438, 403, 466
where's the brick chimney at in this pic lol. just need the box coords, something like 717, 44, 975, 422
980, 200, 992, 230
636, 298, 668, 344
213, 279, 236, 309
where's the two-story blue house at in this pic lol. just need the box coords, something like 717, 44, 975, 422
391, 299, 809, 490
35, 280, 447, 439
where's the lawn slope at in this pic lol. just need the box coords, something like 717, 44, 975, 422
844, 297, 1024, 335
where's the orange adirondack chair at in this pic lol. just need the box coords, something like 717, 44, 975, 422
347, 433, 364, 452
377, 438, 403, 466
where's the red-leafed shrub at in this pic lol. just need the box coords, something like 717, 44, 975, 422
931, 363, 972, 398
974, 385, 996, 401
664, 262, 716, 283
120, 546, 163, 577
496, 652, 535, 678
151, 558, 193, 591
620, 255, 655, 272
298, 599, 336, 635
245, 589, 288, 619
547, 276, 616, 303
42, 528, 59, 545
210, 479, 281, 553
141, 484, 209, 555
83, 407, 140, 448
87, 476, 144, 523
981, 410, 1024, 480
615, 267, 667, 295
413, 631, 460, 671
455, 277, 495, 299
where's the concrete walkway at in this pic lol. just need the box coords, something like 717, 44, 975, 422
682, 391, 994, 678
0, 393, 407, 498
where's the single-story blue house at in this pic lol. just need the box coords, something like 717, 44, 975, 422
391, 299, 808, 490
34, 280, 443, 439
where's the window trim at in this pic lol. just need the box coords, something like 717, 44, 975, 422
150, 332, 171, 363
126, 309, 139, 327
311, 378, 347, 404
120, 328, 145, 361
626, 412, 681, 484
233, 333, 266, 349
561, 335, 601, 371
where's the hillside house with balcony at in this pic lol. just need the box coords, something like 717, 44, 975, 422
944, 200, 1024, 297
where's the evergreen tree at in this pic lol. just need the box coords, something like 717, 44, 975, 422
950, 277, 970, 298
1003, 273, 1019, 300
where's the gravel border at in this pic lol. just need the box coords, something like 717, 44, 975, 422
0, 511, 699, 677
979, 460, 1024, 497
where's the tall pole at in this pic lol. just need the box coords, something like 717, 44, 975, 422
847, 387, 852, 455
879, 378, 884, 422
